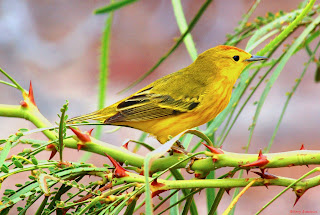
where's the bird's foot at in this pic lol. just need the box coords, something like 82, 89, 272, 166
185, 156, 207, 174
170, 141, 205, 174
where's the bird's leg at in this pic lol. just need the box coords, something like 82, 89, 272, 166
175, 140, 185, 149
185, 158, 196, 174
170, 140, 205, 174
170, 140, 188, 154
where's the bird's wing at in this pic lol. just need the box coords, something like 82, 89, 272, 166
105, 84, 203, 123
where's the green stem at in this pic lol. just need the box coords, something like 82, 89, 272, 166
258, 0, 316, 56
172, 0, 198, 61
266, 40, 320, 152
81, 8, 114, 163
95, 10, 113, 140
255, 167, 320, 214
2, 105, 320, 173
34, 196, 49, 215
0, 67, 25, 93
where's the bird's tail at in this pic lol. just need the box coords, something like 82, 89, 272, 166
66, 110, 111, 124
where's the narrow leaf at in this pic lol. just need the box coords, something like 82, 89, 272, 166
95, 0, 138, 14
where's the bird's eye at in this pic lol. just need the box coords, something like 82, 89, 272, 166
233, 55, 240, 61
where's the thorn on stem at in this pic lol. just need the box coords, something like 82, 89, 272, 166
201, 142, 224, 154
28, 81, 36, 106
122, 141, 129, 150
252, 170, 277, 179
241, 149, 269, 168
20, 100, 28, 107
225, 189, 231, 195
104, 153, 128, 178
77, 144, 84, 151
46, 144, 57, 160
293, 188, 307, 207
69, 127, 92, 143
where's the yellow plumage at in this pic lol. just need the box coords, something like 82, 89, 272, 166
67, 45, 266, 144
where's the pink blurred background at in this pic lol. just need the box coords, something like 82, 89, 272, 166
0, 0, 319, 214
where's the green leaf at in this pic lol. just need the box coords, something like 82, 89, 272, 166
31, 143, 41, 148
124, 197, 137, 215
0, 136, 17, 167
208, 188, 225, 215
246, 9, 302, 52
19, 128, 29, 133
58, 100, 69, 162
94, 0, 138, 14
13, 160, 23, 168
172, 0, 198, 61
0, 67, 25, 92
1, 164, 9, 173
248, 13, 320, 148
4, 189, 16, 195
169, 189, 179, 215
206, 171, 216, 211
28, 175, 36, 180
30, 156, 38, 165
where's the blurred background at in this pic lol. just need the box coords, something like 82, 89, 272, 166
0, 0, 319, 214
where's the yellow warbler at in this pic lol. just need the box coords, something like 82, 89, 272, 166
67, 45, 267, 143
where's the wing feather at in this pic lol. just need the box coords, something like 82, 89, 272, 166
108, 88, 201, 122
106, 71, 208, 123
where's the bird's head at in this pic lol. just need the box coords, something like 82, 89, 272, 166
194, 45, 267, 83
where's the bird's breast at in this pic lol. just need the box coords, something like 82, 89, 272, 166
196, 83, 233, 124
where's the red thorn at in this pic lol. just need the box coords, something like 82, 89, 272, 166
77, 144, 84, 151
151, 178, 166, 198
20, 100, 28, 107
300, 144, 305, 150
62, 208, 68, 215
122, 141, 129, 150
252, 170, 277, 179
246, 169, 250, 174
69, 127, 91, 143
241, 149, 269, 168
49, 150, 57, 160
151, 190, 167, 198
104, 153, 128, 178
151, 178, 165, 187
264, 183, 269, 189
293, 188, 307, 207
47, 144, 57, 160
28, 81, 36, 106
87, 128, 94, 136
225, 189, 231, 195
293, 196, 300, 207
201, 142, 224, 154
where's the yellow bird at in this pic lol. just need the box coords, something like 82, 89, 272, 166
67, 45, 267, 144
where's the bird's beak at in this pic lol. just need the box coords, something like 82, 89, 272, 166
245, 55, 268, 62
